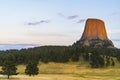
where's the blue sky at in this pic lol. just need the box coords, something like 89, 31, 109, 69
0, 0, 120, 49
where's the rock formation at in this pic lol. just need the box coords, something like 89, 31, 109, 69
73, 18, 114, 48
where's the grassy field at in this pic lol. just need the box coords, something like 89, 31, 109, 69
0, 60, 120, 80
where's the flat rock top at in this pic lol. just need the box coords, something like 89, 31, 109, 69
81, 18, 108, 40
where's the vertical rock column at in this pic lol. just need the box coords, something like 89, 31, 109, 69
73, 18, 114, 48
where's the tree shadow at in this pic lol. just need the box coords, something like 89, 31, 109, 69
0, 76, 20, 80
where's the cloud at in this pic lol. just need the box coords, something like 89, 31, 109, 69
112, 39, 120, 41
58, 13, 86, 23
108, 30, 120, 35
27, 32, 69, 37
58, 13, 79, 20
27, 20, 50, 26
109, 12, 119, 16
58, 13, 66, 18
67, 15, 79, 20
77, 19, 86, 23
0, 44, 40, 50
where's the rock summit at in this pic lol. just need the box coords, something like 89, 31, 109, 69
73, 18, 114, 48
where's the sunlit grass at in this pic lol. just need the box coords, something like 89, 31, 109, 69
0, 60, 120, 80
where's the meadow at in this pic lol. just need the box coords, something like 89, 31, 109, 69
0, 60, 120, 80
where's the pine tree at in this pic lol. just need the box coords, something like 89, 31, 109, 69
90, 53, 105, 68
71, 53, 79, 62
25, 61, 39, 76
111, 58, 115, 67
0, 56, 18, 79
106, 56, 110, 67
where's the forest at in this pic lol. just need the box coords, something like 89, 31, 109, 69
0, 46, 120, 67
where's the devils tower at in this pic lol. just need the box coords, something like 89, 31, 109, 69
73, 18, 114, 48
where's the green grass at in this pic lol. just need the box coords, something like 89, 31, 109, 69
0, 60, 120, 80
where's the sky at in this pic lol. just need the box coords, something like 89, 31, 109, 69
0, 0, 120, 49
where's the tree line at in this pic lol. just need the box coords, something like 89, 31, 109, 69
0, 46, 120, 65
0, 46, 120, 78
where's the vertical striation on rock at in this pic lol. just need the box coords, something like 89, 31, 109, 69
73, 18, 115, 48
81, 19, 108, 40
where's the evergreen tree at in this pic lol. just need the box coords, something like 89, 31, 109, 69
98, 56, 105, 67
106, 56, 110, 67
0, 60, 18, 79
111, 58, 115, 67
83, 53, 90, 61
90, 53, 105, 68
25, 61, 39, 76
71, 53, 79, 62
